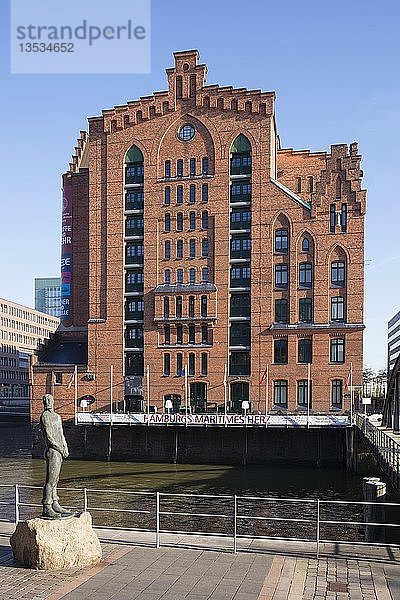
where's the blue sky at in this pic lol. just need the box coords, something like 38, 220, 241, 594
0, 0, 399, 371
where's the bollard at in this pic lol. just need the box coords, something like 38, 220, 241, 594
363, 477, 386, 542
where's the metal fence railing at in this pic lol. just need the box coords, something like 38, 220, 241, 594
355, 413, 400, 490
1, 484, 400, 558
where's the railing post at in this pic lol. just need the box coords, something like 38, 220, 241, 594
83, 487, 88, 512
156, 492, 160, 549
233, 495, 237, 554
14, 484, 19, 524
316, 499, 320, 559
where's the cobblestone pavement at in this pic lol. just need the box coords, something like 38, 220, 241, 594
0, 524, 399, 599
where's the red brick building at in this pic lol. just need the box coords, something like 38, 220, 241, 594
32, 50, 366, 423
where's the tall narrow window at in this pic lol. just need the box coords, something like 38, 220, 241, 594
295, 177, 302, 192
164, 325, 170, 345
189, 212, 196, 230
331, 296, 345, 322
331, 261, 345, 287
202, 211, 209, 229
330, 338, 345, 363
332, 379, 343, 407
201, 325, 209, 344
299, 263, 312, 288
176, 76, 182, 99
189, 238, 196, 258
201, 296, 207, 318
177, 159, 183, 177
188, 296, 195, 318
165, 160, 171, 178
163, 353, 170, 376
189, 185, 196, 203
336, 177, 341, 199
189, 268, 196, 283
202, 238, 209, 257
341, 204, 347, 233
176, 296, 182, 318
302, 238, 310, 252
177, 185, 183, 204
190, 158, 196, 176
176, 325, 183, 345
164, 186, 171, 205
298, 338, 312, 363
165, 213, 171, 232
189, 75, 196, 98
274, 338, 288, 364
275, 229, 288, 253
330, 204, 336, 233
189, 324, 195, 344
201, 353, 208, 375
202, 183, 209, 203
275, 264, 289, 288
274, 380, 288, 407
188, 352, 195, 375
176, 269, 183, 284
202, 157, 209, 175
164, 240, 171, 259
176, 239, 183, 259
176, 353, 183, 375
274, 299, 288, 323
163, 297, 170, 318
298, 380, 311, 407
202, 267, 209, 282
177, 212, 183, 231
307, 176, 314, 192
299, 298, 313, 323
164, 269, 171, 284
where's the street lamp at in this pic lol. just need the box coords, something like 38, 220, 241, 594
165, 399, 173, 414
241, 400, 250, 417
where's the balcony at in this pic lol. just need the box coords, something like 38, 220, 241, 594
230, 248, 251, 260
125, 311, 144, 322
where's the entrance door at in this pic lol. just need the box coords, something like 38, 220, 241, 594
164, 394, 181, 413
230, 382, 249, 413
190, 382, 207, 413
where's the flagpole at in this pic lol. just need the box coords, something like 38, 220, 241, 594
146, 364, 150, 416
185, 366, 188, 422
265, 365, 269, 422
307, 362, 311, 429
110, 365, 113, 417
223, 364, 227, 423
350, 361, 353, 425
74, 364, 78, 424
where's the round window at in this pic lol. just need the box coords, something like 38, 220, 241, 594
179, 124, 195, 141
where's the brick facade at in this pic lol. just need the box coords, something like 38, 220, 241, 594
32, 50, 366, 420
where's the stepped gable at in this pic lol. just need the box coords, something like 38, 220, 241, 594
311, 142, 366, 218
88, 50, 276, 135
68, 130, 89, 173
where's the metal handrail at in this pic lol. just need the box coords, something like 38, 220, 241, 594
1, 483, 399, 557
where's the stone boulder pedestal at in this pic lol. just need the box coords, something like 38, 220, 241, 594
10, 511, 102, 570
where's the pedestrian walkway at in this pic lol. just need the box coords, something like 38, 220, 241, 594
0, 523, 399, 599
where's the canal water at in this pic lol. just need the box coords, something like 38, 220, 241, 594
1, 423, 399, 544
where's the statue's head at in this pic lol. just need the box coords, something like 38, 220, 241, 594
43, 394, 54, 411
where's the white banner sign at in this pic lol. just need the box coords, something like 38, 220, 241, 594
77, 413, 348, 427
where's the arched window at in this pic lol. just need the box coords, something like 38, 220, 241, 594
230, 134, 251, 176
124, 145, 144, 184
189, 268, 196, 284
164, 269, 171, 284
302, 237, 310, 252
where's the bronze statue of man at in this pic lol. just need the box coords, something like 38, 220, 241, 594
41, 394, 72, 518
